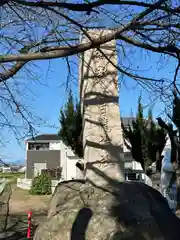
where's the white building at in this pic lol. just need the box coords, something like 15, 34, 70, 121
17, 134, 83, 192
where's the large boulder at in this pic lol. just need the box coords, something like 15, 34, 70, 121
34, 180, 180, 240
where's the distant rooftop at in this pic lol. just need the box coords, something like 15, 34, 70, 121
121, 117, 136, 127
27, 134, 61, 142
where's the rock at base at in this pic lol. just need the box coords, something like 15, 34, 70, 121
34, 180, 180, 240
0, 231, 15, 239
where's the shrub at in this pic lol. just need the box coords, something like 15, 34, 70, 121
29, 172, 52, 195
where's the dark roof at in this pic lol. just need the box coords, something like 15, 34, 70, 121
121, 117, 159, 129
121, 117, 136, 127
27, 134, 61, 142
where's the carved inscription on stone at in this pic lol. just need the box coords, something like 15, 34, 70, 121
114, 77, 118, 90
93, 49, 104, 60
92, 47, 113, 167
99, 104, 109, 135
80, 29, 124, 183
94, 65, 107, 78
98, 102, 112, 167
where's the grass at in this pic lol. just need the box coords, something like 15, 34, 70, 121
0, 172, 25, 184
0, 172, 25, 178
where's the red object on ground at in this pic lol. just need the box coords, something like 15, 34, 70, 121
27, 212, 32, 239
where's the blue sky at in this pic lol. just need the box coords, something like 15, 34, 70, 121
0, 1, 178, 163
1, 44, 177, 163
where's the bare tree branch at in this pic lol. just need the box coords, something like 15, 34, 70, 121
0, 1, 177, 61
14, 0, 180, 14
0, 30, 179, 64
0, 0, 10, 7
0, 0, 178, 142
0, 62, 26, 82
0, 0, 178, 69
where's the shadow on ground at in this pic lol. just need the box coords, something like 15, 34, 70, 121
0, 213, 47, 240
0, 181, 48, 239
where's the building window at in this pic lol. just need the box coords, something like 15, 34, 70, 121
125, 172, 141, 181
28, 143, 49, 150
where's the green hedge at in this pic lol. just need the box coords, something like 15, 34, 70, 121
29, 172, 52, 195
0, 172, 25, 179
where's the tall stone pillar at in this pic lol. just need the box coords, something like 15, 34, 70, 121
79, 29, 124, 186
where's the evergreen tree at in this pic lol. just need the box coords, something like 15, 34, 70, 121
147, 108, 166, 172
122, 96, 147, 170
58, 90, 83, 157
122, 97, 166, 172
137, 97, 150, 170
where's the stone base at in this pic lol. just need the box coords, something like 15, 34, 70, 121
34, 180, 180, 240
0, 232, 15, 239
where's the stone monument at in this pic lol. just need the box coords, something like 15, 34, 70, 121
79, 29, 124, 185
34, 30, 180, 240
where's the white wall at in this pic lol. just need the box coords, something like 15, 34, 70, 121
25, 142, 28, 178
125, 160, 143, 171
17, 178, 32, 190
66, 157, 78, 180
123, 144, 130, 153
49, 142, 61, 150
132, 161, 143, 171
66, 147, 76, 157
17, 178, 59, 193
26, 142, 28, 150
123, 139, 131, 152
2, 167, 11, 173
34, 163, 47, 177
59, 141, 84, 181
26, 141, 61, 150
25, 140, 84, 181
59, 142, 68, 181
